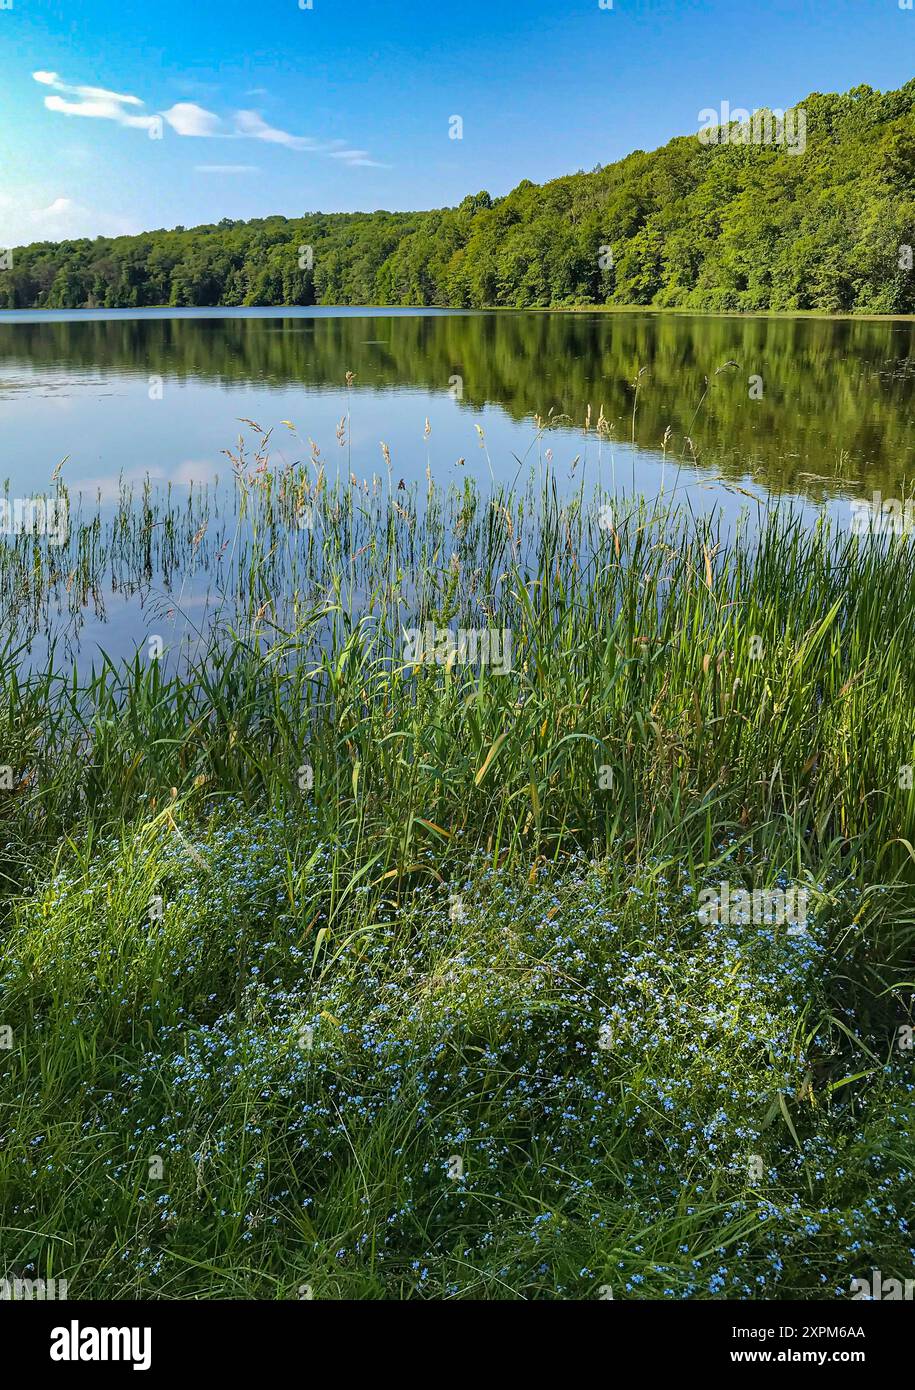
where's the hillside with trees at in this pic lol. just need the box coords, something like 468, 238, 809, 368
2, 81, 914, 314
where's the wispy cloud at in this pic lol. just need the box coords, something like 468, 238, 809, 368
33, 71, 388, 167
33, 71, 160, 132
329, 148, 384, 168
232, 111, 386, 165
34, 196, 75, 219
233, 109, 318, 151
162, 103, 224, 137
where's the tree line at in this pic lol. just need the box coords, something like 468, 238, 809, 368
2, 81, 915, 314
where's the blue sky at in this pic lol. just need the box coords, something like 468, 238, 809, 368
0, 0, 911, 245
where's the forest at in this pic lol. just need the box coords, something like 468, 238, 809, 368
2, 80, 915, 314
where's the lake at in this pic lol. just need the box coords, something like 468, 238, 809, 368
2, 307, 914, 503
1, 307, 913, 665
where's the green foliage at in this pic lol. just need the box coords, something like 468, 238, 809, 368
2, 818, 911, 1298
3, 56, 915, 1285
3, 81, 915, 313
1, 461, 914, 1297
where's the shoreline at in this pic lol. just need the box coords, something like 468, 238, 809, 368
2, 303, 915, 323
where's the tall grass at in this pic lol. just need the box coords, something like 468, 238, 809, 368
0, 440, 913, 1299
3, 456, 915, 886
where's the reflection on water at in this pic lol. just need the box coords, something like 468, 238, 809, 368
0, 307, 913, 503
1, 307, 913, 667
0, 456, 837, 677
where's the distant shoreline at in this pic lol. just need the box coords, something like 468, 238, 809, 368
2, 303, 915, 323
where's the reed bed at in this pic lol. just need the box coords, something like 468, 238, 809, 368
0, 438, 912, 1299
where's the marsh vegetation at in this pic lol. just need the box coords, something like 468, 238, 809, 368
0, 424, 913, 1298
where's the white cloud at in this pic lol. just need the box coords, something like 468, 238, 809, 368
45, 201, 139, 238
35, 197, 74, 218
1, 190, 140, 244
234, 110, 387, 165
328, 147, 385, 167
233, 109, 317, 151
33, 72, 388, 167
33, 71, 159, 131
162, 103, 223, 137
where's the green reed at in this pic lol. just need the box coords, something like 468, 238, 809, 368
1, 444, 913, 1300
1, 455, 913, 908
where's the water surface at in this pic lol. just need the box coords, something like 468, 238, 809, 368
1, 307, 913, 505
1, 307, 913, 667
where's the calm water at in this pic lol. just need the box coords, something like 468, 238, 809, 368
1, 307, 913, 667
1, 307, 913, 508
